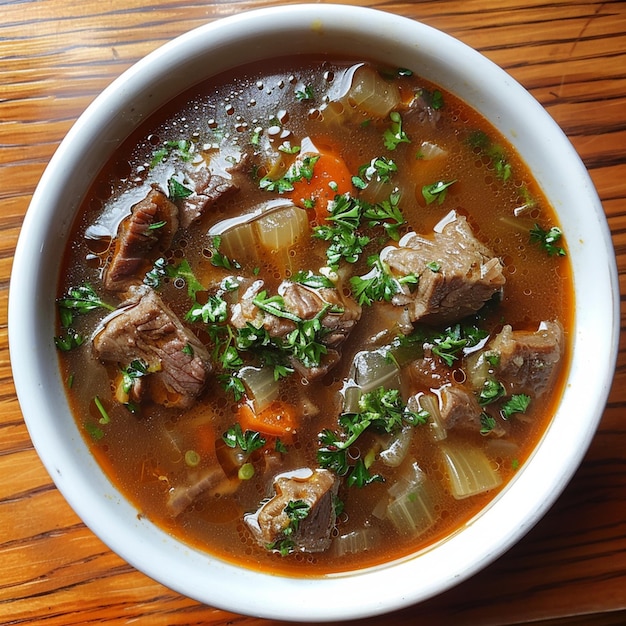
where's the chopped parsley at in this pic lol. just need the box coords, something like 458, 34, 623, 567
318, 387, 427, 488
501, 393, 531, 419
222, 423, 266, 453
259, 154, 320, 193
267, 499, 311, 556
422, 179, 456, 205
468, 130, 512, 181
167, 176, 194, 201
529, 224, 567, 257
478, 378, 507, 406
383, 111, 411, 150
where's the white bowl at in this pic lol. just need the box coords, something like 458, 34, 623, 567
9, 4, 619, 621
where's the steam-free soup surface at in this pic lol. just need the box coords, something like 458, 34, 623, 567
56, 56, 572, 575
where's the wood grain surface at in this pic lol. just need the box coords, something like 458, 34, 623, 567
1, 1, 625, 624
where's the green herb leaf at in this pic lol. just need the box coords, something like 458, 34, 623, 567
222, 423, 266, 453
167, 177, 194, 201
383, 111, 410, 151
478, 378, 507, 406
422, 179, 456, 205
501, 393, 531, 419
529, 224, 566, 257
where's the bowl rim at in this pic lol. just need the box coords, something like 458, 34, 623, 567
8, 3, 620, 621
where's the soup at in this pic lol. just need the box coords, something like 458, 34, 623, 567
55, 56, 572, 575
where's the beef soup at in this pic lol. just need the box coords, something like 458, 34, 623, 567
55, 56, 572, 575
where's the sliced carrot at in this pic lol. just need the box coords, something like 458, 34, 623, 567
237, 400, 298, 440
290, 150, 353, 222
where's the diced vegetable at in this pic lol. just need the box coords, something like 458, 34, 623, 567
238, 365, 279, 413
379, 425, 413, 467
333, 526, 380, 557
322, 64, 401, 125
237, 400, 297, 440
343, 347, 401, 412
290, 149, 353, 219
414, 393, 447, 441
440, 442, 502, 499
254, 204, 309, 251
352, 347, 401, 391
384, 461, 437, 536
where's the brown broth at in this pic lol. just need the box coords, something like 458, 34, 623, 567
57, 56, 573, 576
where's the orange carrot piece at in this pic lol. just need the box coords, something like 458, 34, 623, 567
237, 400, 298, 440
290, 150, 352, 221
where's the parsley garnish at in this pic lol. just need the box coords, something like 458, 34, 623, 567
354, 156, 398, 187
480, 412, 497, 435
362, 190, 406, 240
318, 387, 427, 488
120, 359, 149, 395
267, 499, 311, 556
501, 393, 531, 419
223, 423, 266, 453
295, 85, 315, 101
422, 179, 457, 205
478, 378, 507, 406
167, 176, 194, 201
312, 194, 371, 266
468, 131, 512, 181
383, 111, 410, 150
144, 257, 169, 289
350, 254, 417, 306
55, 284, 115, 349
151, 139, 195, 168
291, 269, 334, 289
259, 154, 320, 193
529, 224, 566, 257
210, 235, 241, 270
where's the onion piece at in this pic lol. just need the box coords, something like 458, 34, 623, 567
323, 64, 401, 124
418, 140, 447, 161
238, 365, 279, 413
440, 442, 502, 499
413, 393, 447, 441
385, 461, 437, 536
342, 347, 401, 412
379, 425, 413, 467
333, 526, 381, 557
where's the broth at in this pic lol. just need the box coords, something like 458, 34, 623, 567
56, 56, 572, 575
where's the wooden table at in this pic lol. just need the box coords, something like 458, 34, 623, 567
1, 1, 625, 624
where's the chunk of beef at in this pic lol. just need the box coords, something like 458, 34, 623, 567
244, 468, 339, 553
405, 89, 442, 127
280, 282, 362, 347
166, 466, 229, 517
438, 384, 482, 431
383, 213, 505, 325
230, 279, 362, 380
178, 166, 239, 229
104, 187, 178, 292
489, 321, 564, 396
230, 279, 297, 338
93, 288, 212, 408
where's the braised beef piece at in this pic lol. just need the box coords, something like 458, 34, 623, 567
383, 213, 505, 325
438, 384, 482, 431
92, 288, 212, 408
104, 187, 179, 292
230, 279, 362, 379
280, 282, 362, 347
405, 89, 442, 127
489, 321, 564, 396
407, 356, 452, 389
166, 467, 229, 517
244, 468, 339, 553
178, 166, 239, 229
230, 279, 297, 338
